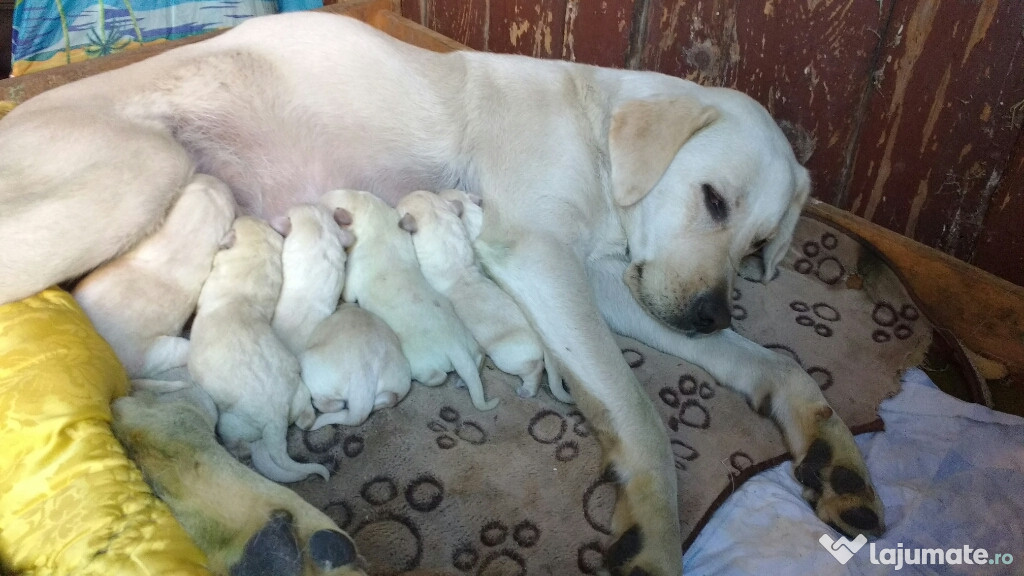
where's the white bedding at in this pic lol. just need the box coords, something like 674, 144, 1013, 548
684, 368, 1024, 575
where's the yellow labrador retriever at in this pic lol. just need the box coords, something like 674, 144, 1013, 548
0, 10, 882, 575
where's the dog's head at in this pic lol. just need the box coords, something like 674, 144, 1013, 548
610, 88, 810, 335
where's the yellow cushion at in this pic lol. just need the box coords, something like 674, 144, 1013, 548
0, 288, 210, 575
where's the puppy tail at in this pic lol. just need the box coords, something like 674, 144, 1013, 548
543, 350, 574, 404
451, 351, 499, 411
250, 422, 330, 483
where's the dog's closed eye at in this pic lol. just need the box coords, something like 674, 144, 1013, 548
702, 183, 729, 222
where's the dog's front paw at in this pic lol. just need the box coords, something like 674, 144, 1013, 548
793, 413, 884, 539
603, 469, 683, 576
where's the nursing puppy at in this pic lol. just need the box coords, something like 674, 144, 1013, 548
397, 190, 571, 403
319, 189, 498, 411
72, 174, 235, 380
271, 203, 354, 355
189, 216, 327, 483
303, 303, 412, 428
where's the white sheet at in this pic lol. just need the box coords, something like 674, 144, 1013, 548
683, 368, 1024, 575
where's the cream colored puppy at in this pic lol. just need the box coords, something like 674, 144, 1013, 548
319, 189, 498, 411
303, 303, 412, 428
271, 203, 354, 355
398, 190, 572, 403
189, 216, 327, 483
73, 174, 234, 380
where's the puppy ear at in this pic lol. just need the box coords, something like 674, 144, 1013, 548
466, 193, 483, 207
338, 228, 356, 249
219, 229, 237, 249
609, 97, 719, 207
398, 213, 418, 233
448, 199, 465, 218
761, 168, 811, 281
333, 208, 353, 227
270, 216, 291, 237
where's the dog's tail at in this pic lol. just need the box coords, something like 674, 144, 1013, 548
250, 421, 330, 483
451, 350, 499, 411
543, 349, 574, 404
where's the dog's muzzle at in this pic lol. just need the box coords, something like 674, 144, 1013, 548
687, 286, 732, 334
655, 284, 732, 335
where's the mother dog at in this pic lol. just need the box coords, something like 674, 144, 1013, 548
0, 10, 882, 575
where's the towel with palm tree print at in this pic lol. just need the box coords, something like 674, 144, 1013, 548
10, 0, 280, 77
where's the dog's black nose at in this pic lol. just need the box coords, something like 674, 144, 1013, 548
691, 289, 732, 334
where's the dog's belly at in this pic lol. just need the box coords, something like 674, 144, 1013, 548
183, 129, 456, 220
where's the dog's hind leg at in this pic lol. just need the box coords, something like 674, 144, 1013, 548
478, 233, 681, 576
450, 350, 500, 411
111, 389, 365, 575
542, 350, 574, 403
0, 108, 196, 305
588, 258, 884, 540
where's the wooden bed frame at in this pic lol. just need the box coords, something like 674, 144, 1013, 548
3, 0, 1020, 409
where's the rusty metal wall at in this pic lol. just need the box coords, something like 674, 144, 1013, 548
401, 0, 1024, 288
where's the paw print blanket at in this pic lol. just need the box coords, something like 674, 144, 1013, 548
285, 215, 940, 576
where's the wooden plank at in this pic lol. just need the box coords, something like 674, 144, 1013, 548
0, 0, 397, 103
485, 0, 567, 59
970, 136, 1024, 287
640, 0, 888, 209
371, 9, 466, 53
807, 200, 1024, 374
842, 0, 1024, 270
417, 0, 490, 51
563, 0, 636, 68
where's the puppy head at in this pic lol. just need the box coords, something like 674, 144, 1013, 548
611, 89, 810, 334
319, 189, 396, 239
438, 189, 484, 240
396, 190, 476, 275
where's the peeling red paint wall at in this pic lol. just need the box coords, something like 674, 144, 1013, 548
401, 0, 1024, 288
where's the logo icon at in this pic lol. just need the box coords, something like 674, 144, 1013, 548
819, 533, 868, 564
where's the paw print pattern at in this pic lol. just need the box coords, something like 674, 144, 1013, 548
727, 451, 754, 481
451, 520, 540, 576
794, 231, 846, 285
765, 344, 834, 391
790, 300, 841, 338
871, 301, 920, 343
527, 409, 589, 462
428, 406, 487, 449
324, 474, 445, 574
659, 374, 715, 431
297, 426, 363, 473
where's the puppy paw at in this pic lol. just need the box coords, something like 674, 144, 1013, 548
230, 510, 301, 576
793, 414, 884, 539
515, 384, 537, 398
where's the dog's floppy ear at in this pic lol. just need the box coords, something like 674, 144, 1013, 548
219, 229, 236, 250
333, 208, 353, 227
270, 216, 291, 237
447, 199, 465, 218
609, 97, 719, 207
761, 168, 811, 281
398, 213, 418, 233
338, 228, 356, 249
